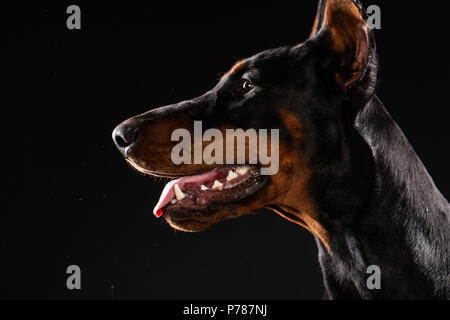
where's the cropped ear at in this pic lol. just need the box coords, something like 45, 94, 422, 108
310, 0, 369, 91
310, 0, 327, 37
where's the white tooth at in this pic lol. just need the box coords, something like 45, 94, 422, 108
226, 170, 238, 181
201, 185, 209, 191
212, 180, 223, 190
236, 166, 250, 175
171, 199, 176, 204
174, 184, 186, 200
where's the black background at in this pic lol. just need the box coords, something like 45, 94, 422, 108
4, 1, 450, 299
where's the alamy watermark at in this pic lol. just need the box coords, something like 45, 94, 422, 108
367, 5, 381, 30
66, 5, 81, 30
171, 121, 279, 175
66, 264, 81, 290
65, 4, 381, 31
366, 265, 381, 290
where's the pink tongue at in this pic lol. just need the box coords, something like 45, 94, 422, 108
153, 179, 178, 218
152, 170, 218, 218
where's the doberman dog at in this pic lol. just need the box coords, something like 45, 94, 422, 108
112, 0, 450, 299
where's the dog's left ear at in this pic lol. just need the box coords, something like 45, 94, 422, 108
310, 0, 370, 91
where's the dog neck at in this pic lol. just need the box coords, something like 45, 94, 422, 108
273, 96, 450, 299
338, 96, 450, 299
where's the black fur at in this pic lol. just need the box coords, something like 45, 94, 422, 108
113, 0, 450, 299
313, 96, 450, 299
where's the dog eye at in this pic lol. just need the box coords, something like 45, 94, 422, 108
241, 79, 255, 93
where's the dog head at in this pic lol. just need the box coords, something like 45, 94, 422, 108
112, 0, 378, 246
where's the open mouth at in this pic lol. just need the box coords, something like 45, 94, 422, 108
153, 165, 268, 218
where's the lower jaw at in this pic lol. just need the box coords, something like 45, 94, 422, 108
162, 171, 269, 230
165, 217, 211, 232
163, 202, 247, 232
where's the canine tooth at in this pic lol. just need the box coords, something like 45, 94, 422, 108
171, 199, 176, 204
226, 170, 238, 181
201, 185, 209, 191
212, 180, 223, 190
174, 184, 186, 200
236, 166, 250, 175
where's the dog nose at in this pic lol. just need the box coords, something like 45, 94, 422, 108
112, 121, 139, 156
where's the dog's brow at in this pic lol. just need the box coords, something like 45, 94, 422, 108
220, 60, 247, 81
230, 60, 247, 74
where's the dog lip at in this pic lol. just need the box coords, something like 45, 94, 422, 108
147, 172, 186, 179
153, 165, 262, 218
125, 159, 196, 178
127, 158, 257, 180
163, 173, 269, 228
125, 158, 266, 219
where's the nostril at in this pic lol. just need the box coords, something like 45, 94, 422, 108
115, 134, 130, 148
112, 122, 139, 152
